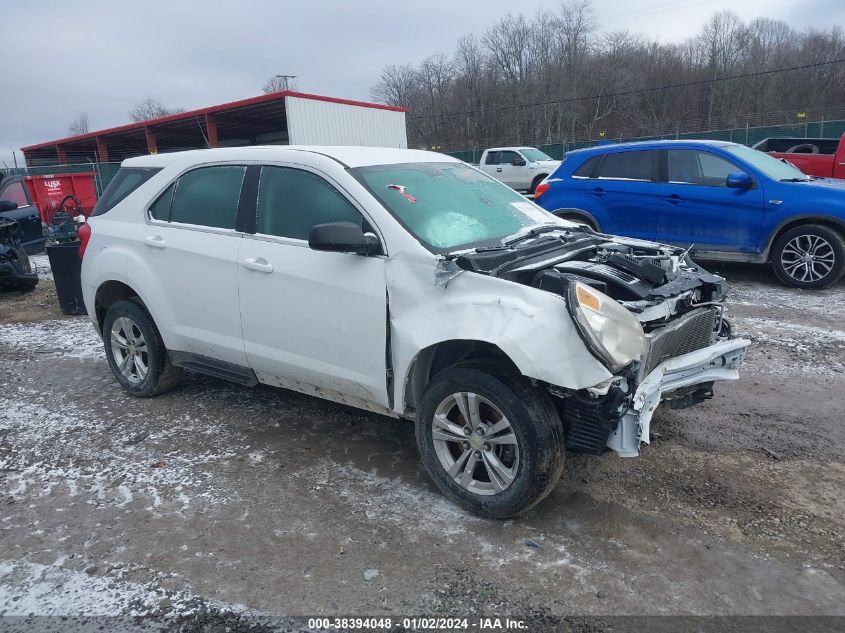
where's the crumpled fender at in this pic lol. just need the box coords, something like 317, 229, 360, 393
386, 250, 612, 413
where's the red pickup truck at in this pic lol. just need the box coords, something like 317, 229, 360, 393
754, 133, 845, 179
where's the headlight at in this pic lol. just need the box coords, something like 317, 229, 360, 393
567, 282, 646, 372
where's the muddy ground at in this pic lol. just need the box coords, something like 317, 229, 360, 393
0, 255, 843, 630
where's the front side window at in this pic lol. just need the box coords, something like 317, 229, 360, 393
668, 150, 740, 187
92, 167, 161, 216
353, 162, 555, 252
256, 167, 363, 240
0, 181, 29, 207
498, 151, 521, 165
598, 151, 654, 181
169, 165, 246, 229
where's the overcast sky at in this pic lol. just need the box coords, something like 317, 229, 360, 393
2, 0, 842, 167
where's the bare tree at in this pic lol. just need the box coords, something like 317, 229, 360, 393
68, 112, 89, 135
262, 75, 298, 93
368, 0, 845, 152
129, 98, 185, 122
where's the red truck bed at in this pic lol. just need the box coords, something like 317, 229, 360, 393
754, 133, 845, 179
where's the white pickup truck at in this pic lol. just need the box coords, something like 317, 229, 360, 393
477, 147, 561, 194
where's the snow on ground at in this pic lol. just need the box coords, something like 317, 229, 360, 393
0, 317, 102, 359
26, 253, 52, 281
0, 559, 194, 616
0, 384, 244, 515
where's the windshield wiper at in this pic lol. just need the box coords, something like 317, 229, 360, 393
502, 224, 565, 246
780, 177, 811, 182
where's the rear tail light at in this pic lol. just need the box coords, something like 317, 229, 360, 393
534, 182, 551, 200
78, 221, 91, 259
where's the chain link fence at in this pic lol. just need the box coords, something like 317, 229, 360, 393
446, 116, 845, 163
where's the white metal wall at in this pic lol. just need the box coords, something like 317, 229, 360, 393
284, 96, 407, 148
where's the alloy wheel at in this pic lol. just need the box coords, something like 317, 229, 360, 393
431, 392, 520, 496
780, 234, 835, 283
110, 316, 149, 384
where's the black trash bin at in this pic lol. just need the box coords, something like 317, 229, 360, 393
46, 240, 86, 315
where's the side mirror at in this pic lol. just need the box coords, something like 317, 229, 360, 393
511, 158, 527, 167
308, 221, 381, 256
0, 200, 18, 211
726, 171, 753, 189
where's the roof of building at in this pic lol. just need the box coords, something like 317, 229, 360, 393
21, 91, 406, 153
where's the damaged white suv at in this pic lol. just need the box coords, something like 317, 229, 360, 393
81, 146, 749, 518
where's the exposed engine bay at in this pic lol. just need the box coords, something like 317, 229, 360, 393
449, 225, 741, 456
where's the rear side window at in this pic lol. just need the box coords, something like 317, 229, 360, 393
91, 167, 161, 216
572, 156, 600, 178
169, 166, 246, 229
484, 151, 500, 165
148, 183, 175, 220
598, 151, 654, 181
256, 167, 363, 240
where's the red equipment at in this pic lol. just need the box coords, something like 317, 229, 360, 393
22, 173, 97, 224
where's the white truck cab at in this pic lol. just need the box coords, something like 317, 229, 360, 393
80, 146, 748, 518
478, 147, 561, 194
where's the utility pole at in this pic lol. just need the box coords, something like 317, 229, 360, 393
275, 74, 297, 91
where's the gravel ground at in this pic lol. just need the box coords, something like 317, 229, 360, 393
0, 258, 843, 631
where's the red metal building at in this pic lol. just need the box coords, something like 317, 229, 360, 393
21, 91, 407, 167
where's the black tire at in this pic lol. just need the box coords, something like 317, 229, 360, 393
529, 174, 547, 195
770, 224, 845, 289
103, 299, 183, 397
416, 362, 564, 519
557, 213, 598, 231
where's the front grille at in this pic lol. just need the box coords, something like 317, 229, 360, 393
644, 307, 718, 375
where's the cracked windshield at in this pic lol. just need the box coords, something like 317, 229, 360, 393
355, 162, 554, 251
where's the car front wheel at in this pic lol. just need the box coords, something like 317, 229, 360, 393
771, 224, 845, 289
416, 363, 564, 518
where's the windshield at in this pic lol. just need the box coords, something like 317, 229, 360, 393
724, 145, 811, 181
520, 148, 554, 162
353, 162, 557, 252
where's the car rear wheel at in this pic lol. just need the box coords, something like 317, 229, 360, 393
103, 299, 183, 397
416, 363, 564, 518
771, 224, 845, 289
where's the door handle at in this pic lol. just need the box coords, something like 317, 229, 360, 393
496, 168, 503, 172
144, 235, 166, 249
242, 257, 273, 273
664, 194, 682, 205
588, 187, 606, 197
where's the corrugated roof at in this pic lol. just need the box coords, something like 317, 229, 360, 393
21, 91, 406, 152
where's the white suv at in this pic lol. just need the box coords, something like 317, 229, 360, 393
81, 146, 749, 518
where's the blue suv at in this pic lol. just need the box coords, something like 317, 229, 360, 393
533, 140, 845, 288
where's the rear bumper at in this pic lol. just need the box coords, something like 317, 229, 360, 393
606, 337, 750, 456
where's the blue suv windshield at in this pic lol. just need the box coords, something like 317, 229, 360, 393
725, 145, 811, 182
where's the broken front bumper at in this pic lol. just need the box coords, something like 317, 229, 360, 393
606, 337, 750, 457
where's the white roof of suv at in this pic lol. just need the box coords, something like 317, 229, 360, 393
123, 146, 458, 169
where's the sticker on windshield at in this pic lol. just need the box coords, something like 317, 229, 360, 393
387, 184, 417, 203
